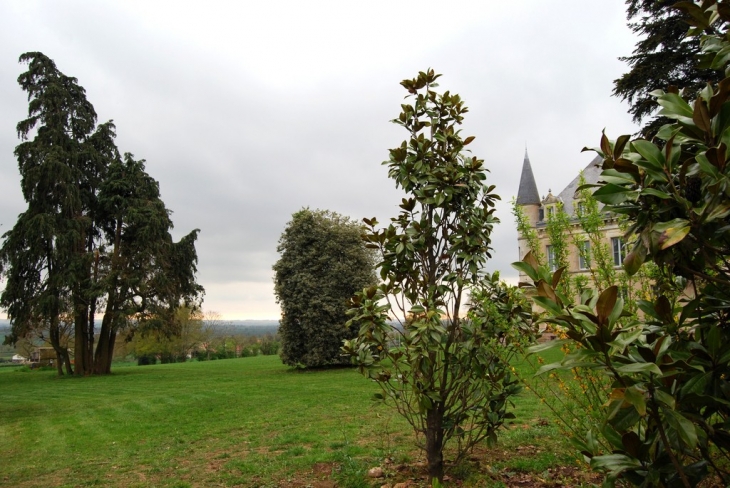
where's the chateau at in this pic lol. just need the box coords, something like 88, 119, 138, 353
515, 150, 626, 282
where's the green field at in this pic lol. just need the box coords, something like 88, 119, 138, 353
0, 355, 594, 487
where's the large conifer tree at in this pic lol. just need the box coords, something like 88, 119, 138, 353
0, 52, 203, 375
1, 52, 106, 374
614, 0, 722, 136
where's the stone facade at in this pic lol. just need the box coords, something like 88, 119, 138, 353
515, 151, 626, 283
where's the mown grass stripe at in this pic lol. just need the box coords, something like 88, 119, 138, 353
1, 354, 577, 487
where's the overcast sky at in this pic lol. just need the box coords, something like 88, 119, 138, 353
0, 1, 641, 319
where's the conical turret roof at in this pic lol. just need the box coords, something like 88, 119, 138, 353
516, 149, 540, 205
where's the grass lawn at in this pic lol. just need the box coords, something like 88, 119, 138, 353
0, 354, 596, 487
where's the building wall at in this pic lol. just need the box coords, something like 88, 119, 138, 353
515, 154, 626, 284
515, 206, 625, 282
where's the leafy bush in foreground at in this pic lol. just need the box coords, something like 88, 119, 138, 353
518, 4, 730, 485
345, 70, 535, 483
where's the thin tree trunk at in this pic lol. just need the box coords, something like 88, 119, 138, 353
105, 331, 117, 374
49, 312, 71, 376
55, 351, 63, 375
73, 234, 93, 375
74, 292, 90, 376
47, 253, 71, 376
93, 310, 114, 375
61, 349, 73, 375
92, 217, 123, 375
87, 249, 100, 370
425, 407, 445, 482
88, 301, 96, 369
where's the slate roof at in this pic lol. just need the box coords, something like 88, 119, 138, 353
516, 149, 541, 205
556, 155, 603, 216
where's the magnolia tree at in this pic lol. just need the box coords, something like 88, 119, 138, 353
343, 70, 535, 483
517, 3, 730, 485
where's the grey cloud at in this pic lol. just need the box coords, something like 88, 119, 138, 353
0, 1, 639, 318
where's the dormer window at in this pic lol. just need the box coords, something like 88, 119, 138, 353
541, 190, 559, 220
543, 204, 558, 220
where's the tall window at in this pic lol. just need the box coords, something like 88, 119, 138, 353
578, 241, 591, 270
612, 237, 626, 267
546, 245, 556, 271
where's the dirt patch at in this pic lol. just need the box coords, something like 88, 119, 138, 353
206, 459, 226, 472
275, 462, 337, 488
311, 462, 335, 476
496, 465, 601, 487
277, 480, 337, 488
277, 451, 601, 487
370, 463, 601, 487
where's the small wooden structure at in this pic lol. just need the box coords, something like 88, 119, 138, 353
30, 347, 56, 366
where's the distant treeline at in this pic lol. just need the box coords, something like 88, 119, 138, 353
210, 323, 279, 337
0, 322, 280, 339
225, 320, 280, 328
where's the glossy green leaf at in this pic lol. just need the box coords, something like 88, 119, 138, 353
696, 153, 721, 178
511, 261, 538, 282
640, 188, 672, 199
654, 389, 676, 410
609, 403, 642, 432
656, 92, 694, 119
664, 408, 698, 448
600, 424, 624, 451
624, 386, 647, 416
527, 339, 570, 354
681, 372, 712, 396
706, 203, 730, 222
590, 453, 642, 473
634, 159, 669, 182
632, 140, 666, 170
592, 183, 634, 205
616, 362, 662, 376
711, 44, 730, 70
610, 327, 643, 350
533, 296, 563, 316
601, 169, 636, 185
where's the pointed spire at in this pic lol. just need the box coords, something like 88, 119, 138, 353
516, 148, 540, 205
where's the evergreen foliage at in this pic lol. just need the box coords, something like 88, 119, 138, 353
614, 0, 722, 136
0, 52, 203, 375
344, 70, 535, 483
273, 208, 376, 368
519, 3, 730, 484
